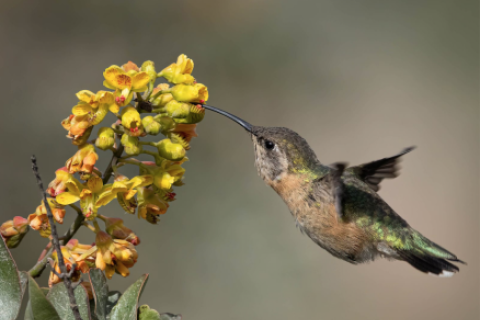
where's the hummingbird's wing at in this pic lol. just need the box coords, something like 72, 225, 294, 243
314, 162, 348, 218
347, 146, 415, 192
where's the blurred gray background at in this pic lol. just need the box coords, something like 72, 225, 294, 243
0, 1, 478, 319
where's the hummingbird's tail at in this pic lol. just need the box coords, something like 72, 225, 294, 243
397, 231, 465, 277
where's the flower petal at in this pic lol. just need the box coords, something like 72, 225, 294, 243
132, 71, 150, 91
87, 176, 103, 193
56, 192, 81, 205
76, 90, 95, 103
103, 66, 124, 87
72, 102, 93, 116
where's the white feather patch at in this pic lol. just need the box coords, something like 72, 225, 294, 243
428, 271, 455, 278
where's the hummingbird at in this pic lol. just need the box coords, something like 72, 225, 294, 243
202, 104, 464, 277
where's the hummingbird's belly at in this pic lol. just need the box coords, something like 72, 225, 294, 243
272, 173, 379, 263
290, 200, 382, 263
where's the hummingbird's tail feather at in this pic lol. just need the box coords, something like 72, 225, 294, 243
396, 231, 464, 277
400, 252, 460, 277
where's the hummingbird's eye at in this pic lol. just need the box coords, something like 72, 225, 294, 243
264, 140, 275, 150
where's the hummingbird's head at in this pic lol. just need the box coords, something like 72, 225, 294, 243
202, 105, 320, 185
250, 126, 319, 184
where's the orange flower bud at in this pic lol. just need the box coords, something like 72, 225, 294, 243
0, 216, 29, 248
66, 144, 98, 179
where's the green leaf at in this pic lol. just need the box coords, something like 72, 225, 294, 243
108, 274, 149, 320
28, 274, 60, 320
0, 235, 22, 320
46, 282, 91, 320
138, 305, 160, 320
24, 301, 34, 320
159, 313, 182, 320
89, 269, 109, 320
19, 271, 28, 299
105, 291, 122, 317
89, 299, 99, 320
24, 280, 48, 320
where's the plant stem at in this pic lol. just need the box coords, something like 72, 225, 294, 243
103, 141, 125, 184
118, 159, 151, 170
31, 156, 83, 320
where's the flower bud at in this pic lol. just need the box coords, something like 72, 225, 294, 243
103, 216, 140, 245
111, 120, 125, 134
116, 193, 138, 215
153, 115, 175, 132
142, 116, 161, 136
151, 84, 173, 109
120, 134, 142, 156
95, 231, 114, 250
66, 144, 99, 179
0, 217, 29, 248
122, 61, 139, 72
171, 83, 208, 103
141, 60, 157, 82
95, 127, 115, 150
27, 213, 50, 238
71, 126, 93, 146
156, 138, 185, 161
164, 101, 205, 124
121, 107, 144, 137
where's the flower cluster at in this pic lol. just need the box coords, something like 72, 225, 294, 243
1, 55, 208, 284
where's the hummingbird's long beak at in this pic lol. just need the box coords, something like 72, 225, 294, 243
201, 104, 252, 132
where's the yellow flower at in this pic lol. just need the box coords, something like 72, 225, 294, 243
158, 54, 195, 84
0, 216, 29, 248
112, 174, 152, 214
49, 246, 82, 287
66, 144, 99, 180
66, 239, 95, 272
56, 176, 116, 220
156, 138, 185, 161
47, 167, 70, 197
84, 231, 138, 279
171, 83, 209, 103
121, 106, 144, 137
95, 127, 115, 150
103, 65, 150, 106
137, 186, 169, 224
72, 90, 116, 123
152, 160, 185, 191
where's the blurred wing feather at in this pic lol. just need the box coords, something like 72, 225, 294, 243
349, 146, 415, 192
